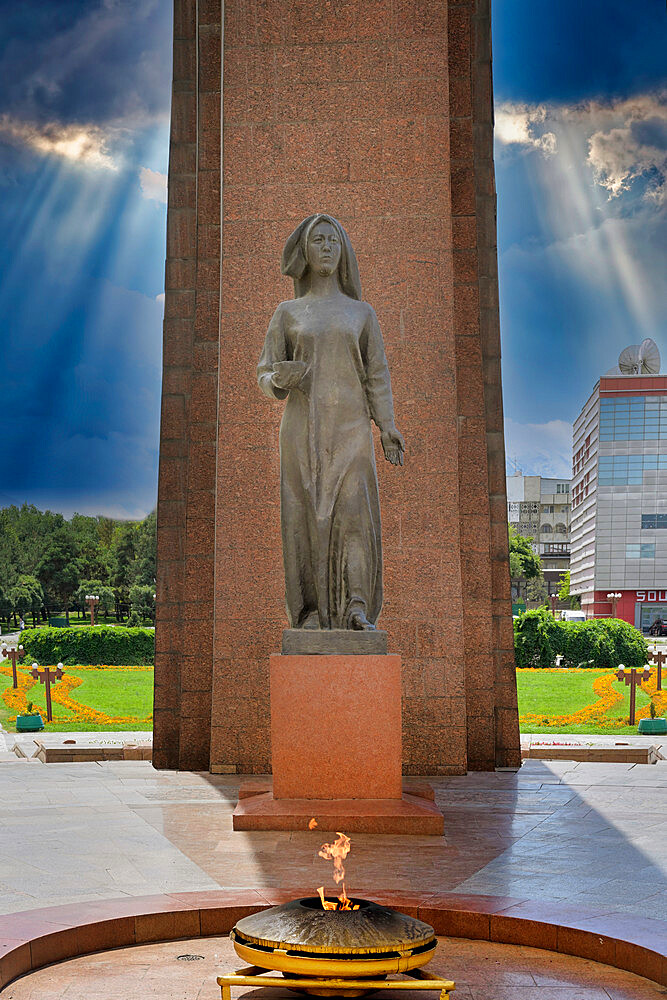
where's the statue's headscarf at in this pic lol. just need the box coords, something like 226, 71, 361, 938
281, 214, 362, 300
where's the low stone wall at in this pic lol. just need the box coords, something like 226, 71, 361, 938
1, 890, 664, 990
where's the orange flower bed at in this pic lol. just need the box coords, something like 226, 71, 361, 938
0, 665, 35, 717
519, 671, 625, 728
518, 665, 667, 728
636, 669, 667, 720
1, 665, 152, 725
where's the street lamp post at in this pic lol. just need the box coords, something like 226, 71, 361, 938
616, 665, 651, 727
649, 646, 666, 692
85, 594, 100, 627
1, 642, 25, 689
30, 662, 64, 723
607, 592, 622, 619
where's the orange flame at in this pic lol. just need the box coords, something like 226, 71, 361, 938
317, 886, 337, 910
316, 832, 359, 910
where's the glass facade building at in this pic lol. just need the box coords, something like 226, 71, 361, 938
570, 373, 667, 630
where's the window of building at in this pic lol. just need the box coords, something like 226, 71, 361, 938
626, 543, 656, 558
541, 524, 552, 533
541, 504, 554, 513
641, 514, 667, 529
572, 471, 591, 509
598, 455, 667, 486
599, 396, 667, 441
544, 543, 569, 554
556, 483, 570, 493
554, 522, 567, 534
573, 435, 591, 476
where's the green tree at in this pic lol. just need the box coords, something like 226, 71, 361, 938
7, 575, 44, 627
526, 574, 549, 605
97, 517, 115, 550
129, 584, 156, 622
70, 515, 109, 582
508, 525, 541, 580
36, 533, 80, 625
130, 511, 156, 587
558, 570, 581, 609
0, 516, 19, 596
0, 504, 66, 577
109, 522, 137, 618
508, 524, 542, 603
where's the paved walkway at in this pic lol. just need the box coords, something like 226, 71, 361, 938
3, 729, 664, 758
1, 730, 151, 760
0, 755, 665, 920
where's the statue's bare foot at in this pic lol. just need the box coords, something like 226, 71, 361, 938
349, 611, 376, 631
302, 612, 320, 630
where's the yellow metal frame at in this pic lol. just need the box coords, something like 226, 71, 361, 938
218, 965, 455, 1000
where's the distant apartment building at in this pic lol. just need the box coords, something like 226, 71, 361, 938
506, 473, 571, 595
570, 343, 667, 631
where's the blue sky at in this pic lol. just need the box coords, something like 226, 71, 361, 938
0, 1, 665, 516
0, 0, 171, 518
493, 0, 667, 478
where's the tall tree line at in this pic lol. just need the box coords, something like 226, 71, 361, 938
0, 505, 156, 625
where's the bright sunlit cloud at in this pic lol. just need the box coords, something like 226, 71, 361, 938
495, 104, 557, 154
496, 90, 666, 359
139, 166, 167, 203
496, 92, 667, 204
0, 113, 118, 170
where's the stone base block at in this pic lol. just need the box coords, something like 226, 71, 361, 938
237, 777, 436, 801
281, 629, 387, 654
232, 789, 444, 835
270, 654, 402, 800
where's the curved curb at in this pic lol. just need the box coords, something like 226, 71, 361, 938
1, 890, 665, 991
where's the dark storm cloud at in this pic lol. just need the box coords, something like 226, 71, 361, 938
0, 0, 172, 129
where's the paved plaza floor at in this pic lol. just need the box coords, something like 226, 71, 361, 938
0, 752, 665, 919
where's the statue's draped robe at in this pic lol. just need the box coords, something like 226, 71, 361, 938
258, 296, 396, 629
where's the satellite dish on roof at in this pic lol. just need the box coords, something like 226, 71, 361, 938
617, 338, 661, 375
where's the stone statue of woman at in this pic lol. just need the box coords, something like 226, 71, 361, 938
258, 214, 405, 632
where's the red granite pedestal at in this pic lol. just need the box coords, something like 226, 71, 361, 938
232, 654, 444, 835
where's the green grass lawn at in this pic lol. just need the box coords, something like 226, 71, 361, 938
1, 663, 654, 737
0, 666, 153, 732
518, 669, 651, 735
516, 669, 607, 716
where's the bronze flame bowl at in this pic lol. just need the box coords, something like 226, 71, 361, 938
231, 897, 436, 984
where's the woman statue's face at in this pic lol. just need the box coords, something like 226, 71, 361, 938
306, 220, 341, 277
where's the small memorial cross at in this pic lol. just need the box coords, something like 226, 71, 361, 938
30, 662, 64, 723
1, 643, 25, 689
648, 647, 666, 692
616, 665, 651, 727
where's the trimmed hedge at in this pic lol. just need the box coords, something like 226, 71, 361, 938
513, 609, 648, 670
19, 626, 154, 666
